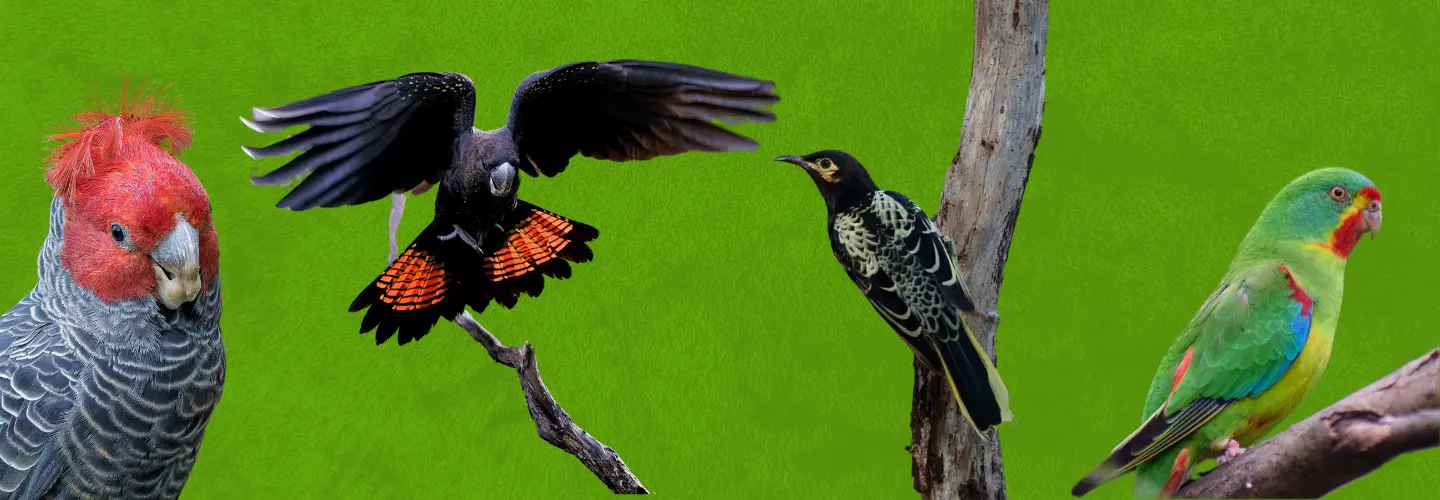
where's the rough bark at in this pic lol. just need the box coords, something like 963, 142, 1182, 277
455, 311, 649, 494
908, 1, 1047, 499
1177, 348, 1440, 499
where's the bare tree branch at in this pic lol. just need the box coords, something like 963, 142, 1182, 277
909, 1, 1047, 499
1178, 348, 1440, 499
455, 311, 649, 494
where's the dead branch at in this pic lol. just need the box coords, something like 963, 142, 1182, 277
909, 1, 1047, 499
455, 311, 649, 494
1178, 348, 1439, 498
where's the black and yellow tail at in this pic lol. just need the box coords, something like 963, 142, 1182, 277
929, 318, 1014, 437
1071, 398, 1230, 497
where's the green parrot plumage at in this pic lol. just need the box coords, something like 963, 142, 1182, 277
1071, 168, 1384, 498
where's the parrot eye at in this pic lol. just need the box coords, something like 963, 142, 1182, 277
109, 223, 129, 245
1328, 186, 1348, 201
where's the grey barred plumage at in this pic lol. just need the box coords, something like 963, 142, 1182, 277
776, 150, 1012, 435
0, 199, 224, 499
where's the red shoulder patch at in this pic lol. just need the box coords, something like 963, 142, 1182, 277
1277, 264, 1313, 316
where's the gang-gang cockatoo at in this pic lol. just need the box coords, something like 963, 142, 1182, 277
0, 90, 225, 498
1072, 167, 1383, 498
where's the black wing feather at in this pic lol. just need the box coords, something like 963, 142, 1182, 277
886, 191, 978, 313
244, 72, 476, 210
505, 60, 778, 177
832, 192, 1006, 432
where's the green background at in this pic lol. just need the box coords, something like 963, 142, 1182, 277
0, 0, 1435, 498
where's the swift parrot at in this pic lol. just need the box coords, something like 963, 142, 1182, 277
1071, 167, 1383, 498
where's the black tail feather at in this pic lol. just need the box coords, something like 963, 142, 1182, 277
348, 222, 464, 346
930, 335, 1004, 431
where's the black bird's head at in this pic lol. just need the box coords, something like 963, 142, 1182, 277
464, 132, 521, 199
439, 132, 521, 220
776, 150, 878, 205
486, 160, 518, 198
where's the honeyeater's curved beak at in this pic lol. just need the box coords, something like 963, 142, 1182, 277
775, 155, 811, 169
151, 217, 203, 310
1361, 198, 1382, 239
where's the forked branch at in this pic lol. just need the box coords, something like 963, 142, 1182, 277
1178, 348, 1439, 498
455, 311, 649, 494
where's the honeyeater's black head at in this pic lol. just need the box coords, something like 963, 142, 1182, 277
776, 150, 878, 207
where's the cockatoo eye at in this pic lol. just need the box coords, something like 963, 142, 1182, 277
109, 223, 130, 245
1328, 186, 1348, 201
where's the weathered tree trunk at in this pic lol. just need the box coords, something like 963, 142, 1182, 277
909, 1, 1047, 499
1178, 348, 1439, 499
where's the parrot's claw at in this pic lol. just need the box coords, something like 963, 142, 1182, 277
438, 225, 485, 254
1215, 439, 1247, 466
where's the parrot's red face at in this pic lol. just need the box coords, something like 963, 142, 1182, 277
1324, 185, 1382, 259
46, 96, 219, 310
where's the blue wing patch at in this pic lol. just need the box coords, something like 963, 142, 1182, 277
1246, 281, 1312, 398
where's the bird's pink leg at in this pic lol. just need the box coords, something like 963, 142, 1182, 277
1215, 439, 1247, 466
388, 192, 405, 265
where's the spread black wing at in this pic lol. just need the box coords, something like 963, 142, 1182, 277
505, 60, 779, 177
242, 72, 477, 210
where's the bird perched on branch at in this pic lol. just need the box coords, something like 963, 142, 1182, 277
0, 89, 225, 499
775, 150, 1013, 435
242, 60, 778, 345
1071, 168, 1384, 498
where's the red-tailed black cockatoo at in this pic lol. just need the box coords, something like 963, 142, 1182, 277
240, 61, 778, 345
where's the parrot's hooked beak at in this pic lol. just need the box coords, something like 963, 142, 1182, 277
1361, 198, 1383, 239
490, 162, 517, 196
151, 217, 203, 311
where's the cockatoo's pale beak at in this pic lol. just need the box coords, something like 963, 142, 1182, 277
151, 217, 203, 310
490, 162, 517, 196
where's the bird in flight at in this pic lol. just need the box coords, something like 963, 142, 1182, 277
242, 61, 779, 344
